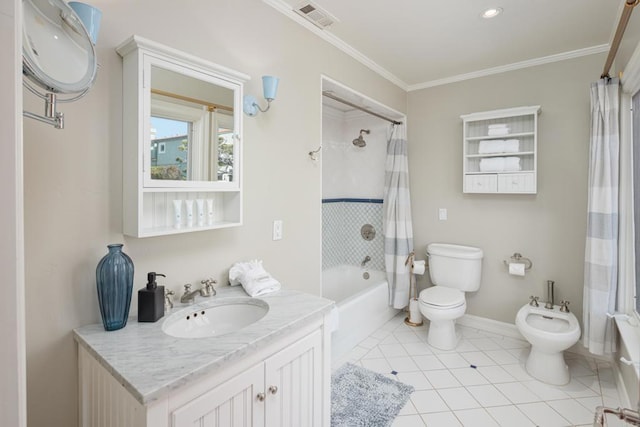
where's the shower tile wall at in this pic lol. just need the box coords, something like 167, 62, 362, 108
322, 200, 384, 271
322, 104, 389, 271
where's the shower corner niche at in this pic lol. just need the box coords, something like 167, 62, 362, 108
461, 106, 541, 194
117, 36, 249, 237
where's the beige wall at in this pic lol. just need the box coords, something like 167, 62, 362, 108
22, 1, 406, 426
408, 53, 606, 325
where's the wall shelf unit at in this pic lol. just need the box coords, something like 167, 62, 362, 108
461, 106, 541, 194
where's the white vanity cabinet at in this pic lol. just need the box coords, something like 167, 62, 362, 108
172, 330, 322, 426
461, 106, 541, 194
116, 36, 249, 237
78, 320, 330, 427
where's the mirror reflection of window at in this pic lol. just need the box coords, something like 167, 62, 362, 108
217, 114, 234, 182
149, 65, 235, 184
150, 116, 189, 180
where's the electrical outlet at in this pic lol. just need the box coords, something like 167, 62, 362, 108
438, 208, 448, 221
272, 220, 283, 240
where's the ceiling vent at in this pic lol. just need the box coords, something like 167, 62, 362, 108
294, 2, 338, 29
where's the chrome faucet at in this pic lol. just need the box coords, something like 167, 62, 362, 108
361, 255, 371, 267
545, 280, 555, 309
180, 278, 217, 304
164, 289, 175, 311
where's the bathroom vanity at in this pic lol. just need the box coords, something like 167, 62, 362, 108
74, 287, 334, 427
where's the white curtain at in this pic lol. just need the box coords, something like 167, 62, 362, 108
583, 78, 620, 355
383, 124, 414, 309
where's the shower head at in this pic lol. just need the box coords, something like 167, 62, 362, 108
352, 129, 370, 147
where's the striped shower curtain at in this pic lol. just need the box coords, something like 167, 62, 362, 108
583, 78, 620, 356
383, 124, 414, 309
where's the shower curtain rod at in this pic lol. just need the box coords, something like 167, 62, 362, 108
601, 0, 639, 78
322, 91, 403, 125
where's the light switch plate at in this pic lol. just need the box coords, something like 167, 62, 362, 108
272, 220, 283, 240
438, 208, 448, 221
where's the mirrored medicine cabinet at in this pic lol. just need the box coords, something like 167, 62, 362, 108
117, 36, 249, 237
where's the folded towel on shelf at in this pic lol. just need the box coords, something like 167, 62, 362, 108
502, 139, 520, 153
228, 260, 281, 297
487, 127, 510, 136
488, 123, 508, 129
479, 156, 521, 172
477, 139, 519, 154
478, 140, 505, 154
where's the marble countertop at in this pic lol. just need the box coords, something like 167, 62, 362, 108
73, 286, 334, 405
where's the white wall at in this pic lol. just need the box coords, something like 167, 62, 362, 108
408, 53, 605, 325
21, 1, 406, 426
0, 0, 26, 425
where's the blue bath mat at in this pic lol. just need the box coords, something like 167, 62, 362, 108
331, 363, 414, 427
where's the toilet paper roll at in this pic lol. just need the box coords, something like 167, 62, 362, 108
408, 298, 422, 324
412, 260, 426, 275
509, 262, 526, 276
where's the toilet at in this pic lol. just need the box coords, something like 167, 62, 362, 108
515, 303, 581, 385
418, 243, 483, 350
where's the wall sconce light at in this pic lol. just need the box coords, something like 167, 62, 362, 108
243, 76, 280, 117
69, 2, 103, 45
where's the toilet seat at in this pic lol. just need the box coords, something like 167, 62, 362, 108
419, 287, 465, 308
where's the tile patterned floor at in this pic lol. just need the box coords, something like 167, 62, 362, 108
333, 313, 627, 427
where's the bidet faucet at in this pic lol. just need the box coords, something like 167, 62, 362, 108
545, 280, 555, 309
180, 279, 217, 304
361, 255, 371, 267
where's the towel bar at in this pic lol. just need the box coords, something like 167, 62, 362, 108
503, 252, 533, 270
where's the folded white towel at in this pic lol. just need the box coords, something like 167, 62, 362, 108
502, 139, 520, 153
479, 157, 521, 172
478, 140, 505, 154
487, 127, 510, 136
229, 260, 281, 297
488, 123, 508, 129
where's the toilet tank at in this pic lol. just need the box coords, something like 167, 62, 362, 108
427, 243, 483, 292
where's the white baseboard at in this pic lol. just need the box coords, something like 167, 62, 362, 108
458, 313, 523, 340
458, 313, 637, 409
459, 314, 614, 361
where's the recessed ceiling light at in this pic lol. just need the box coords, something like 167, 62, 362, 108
481, 7, 503, 19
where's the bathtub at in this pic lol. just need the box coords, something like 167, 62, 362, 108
322, 265, 400, 360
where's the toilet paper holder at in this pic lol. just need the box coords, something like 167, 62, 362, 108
503, 253, 533, 270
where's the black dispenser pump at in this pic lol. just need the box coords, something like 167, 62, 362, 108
138, 272, 166, 322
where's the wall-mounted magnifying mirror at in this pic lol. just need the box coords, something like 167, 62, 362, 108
149, 66, 236, 184
22, 0, 99, 129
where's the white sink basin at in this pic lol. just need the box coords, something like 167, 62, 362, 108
162, 298, 269, 338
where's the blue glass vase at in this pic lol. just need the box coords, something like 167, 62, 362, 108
96, 244, 134, 331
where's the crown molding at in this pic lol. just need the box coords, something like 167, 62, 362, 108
263, 0, 409, 90
407, 44, 610, 91
265, 0, 610, 94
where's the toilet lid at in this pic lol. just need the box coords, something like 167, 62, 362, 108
419, 287, 465, 308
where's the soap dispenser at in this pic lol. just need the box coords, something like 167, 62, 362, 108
138, 272, 165, 322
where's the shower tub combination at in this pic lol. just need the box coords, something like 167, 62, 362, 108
322, 264, 399, 360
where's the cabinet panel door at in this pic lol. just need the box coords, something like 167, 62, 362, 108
264, 329, 323, 427
497, 173, 535, 193
465, 174, 497, 193
172, 363, 265, 427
